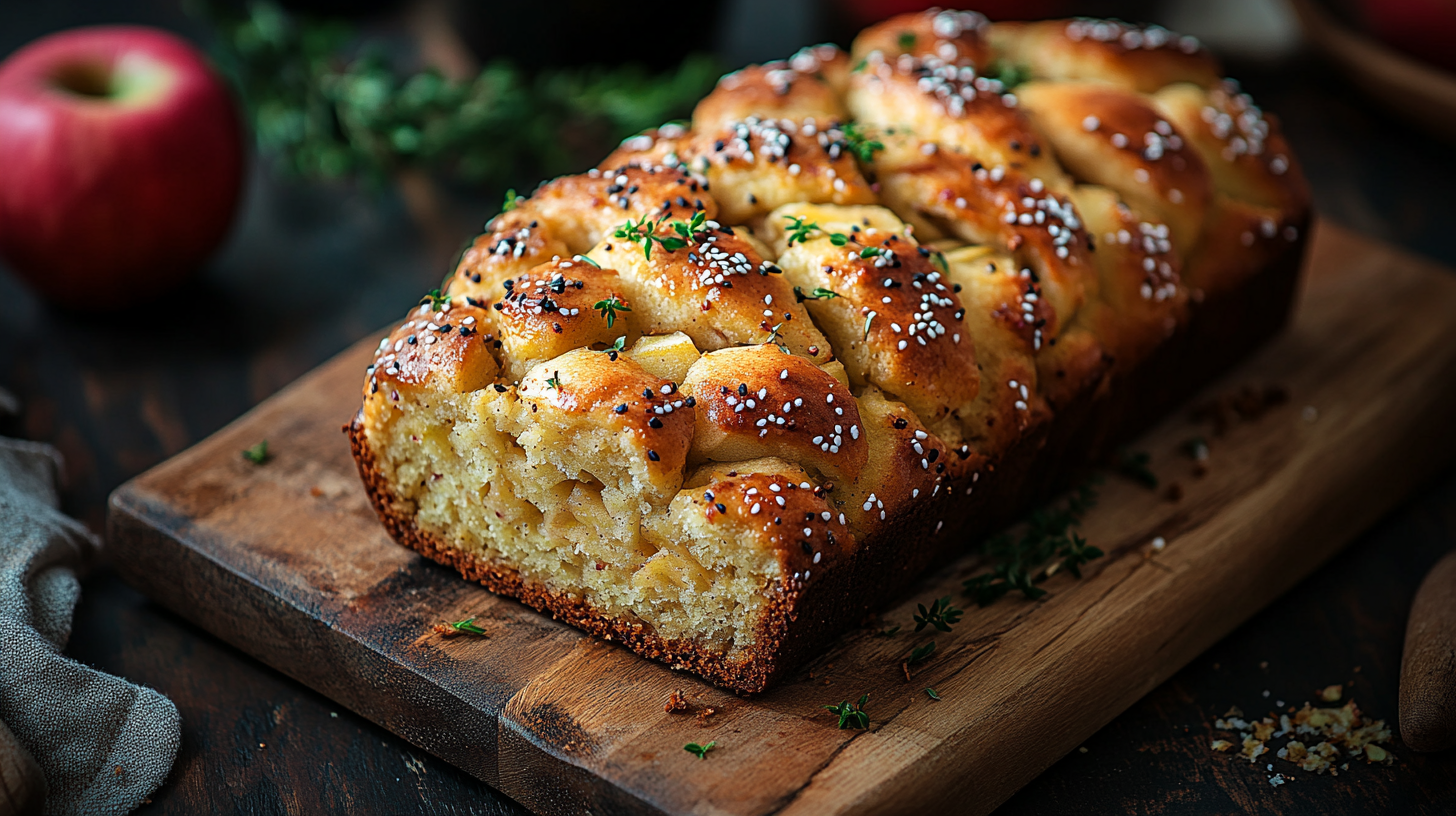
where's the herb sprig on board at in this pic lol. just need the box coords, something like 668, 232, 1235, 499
962, 479, 1104, 606
824, 695, 871, 729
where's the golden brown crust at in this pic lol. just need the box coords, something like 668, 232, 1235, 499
586, 223, 832, 361
990, 19, 1222, 93
684, 345, 868, 483
847, 52, 1064, 182
490, 259, 633, 380
693, 62, 847, 130
853, 9, 995, 70
1016, 81, 1211, 255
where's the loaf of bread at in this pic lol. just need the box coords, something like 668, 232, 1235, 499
349, 10, 1310, 694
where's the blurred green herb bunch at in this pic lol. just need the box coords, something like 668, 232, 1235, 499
196, 1, 719, 186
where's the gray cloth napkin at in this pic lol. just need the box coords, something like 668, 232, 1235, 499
0, 439, 179, 815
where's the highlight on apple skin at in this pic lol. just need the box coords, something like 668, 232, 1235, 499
0, 25, 245, 310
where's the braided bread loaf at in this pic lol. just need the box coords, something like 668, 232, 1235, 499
349, 10, 1310, 694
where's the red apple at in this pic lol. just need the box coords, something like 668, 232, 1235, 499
0, 26, 244, 309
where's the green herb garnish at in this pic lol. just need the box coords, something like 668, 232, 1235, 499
876, 625, 901, 638
594, 294, 631, 327
783, 214, 820, 246
859, 246, 884, 259
913, 596, 963, 633
545, 371, 562, 391
841, 122, 884, 164
898, 32, 917, 50
824, 695, 870, 729
502, 188, 522, 212
196, 2, 720, 187
449, 617, 487, 636
794, 286, 840, 302
908, 641, 936, 665
242, 440, 269, 465
574, 254, 600, 268
830, 232, 850, 247
613, 212, 705, 260
863, 312, 875, 340
925, 687, 942, 701
962, 479, 1103, 606
421, 288, 451, 310
684, 740, 717, 760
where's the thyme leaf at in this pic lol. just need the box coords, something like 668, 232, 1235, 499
824, 695, 870, 729
684, 740, 717, 759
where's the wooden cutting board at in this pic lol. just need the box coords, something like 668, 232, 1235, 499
108, 222, 1456, 816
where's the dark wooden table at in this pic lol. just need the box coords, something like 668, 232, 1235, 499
3, 9, 1456, 815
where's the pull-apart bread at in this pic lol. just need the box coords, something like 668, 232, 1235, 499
349, 11, 1310, 694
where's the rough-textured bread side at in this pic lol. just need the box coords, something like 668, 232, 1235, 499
349, 10, 1311, 694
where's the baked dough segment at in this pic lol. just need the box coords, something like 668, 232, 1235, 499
648, 458, 857, 612
1016, 80, 1211, 257
853, 9, 995, 70
683, 344, 868, 484
830, 386, 978, 541
514, 348, 695, 508
449, 165, 715, 299
364, 300, 499, 401
989, 19, 1222, 93
845, 51, 1064, 183
1152, 80, 1310, 298
1067, 186, 1189, 371
764, 203, 978, 436
490, 258, 635, 381
869, 136, 1091, 346
939, 248, 1051, 458
693, 61, 849, 129
584, 222, 833, 362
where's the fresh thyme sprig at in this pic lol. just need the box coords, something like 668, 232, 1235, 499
962, 479, 1103, 606
783, 214, 820, 246
913, 596, 963, 633
684, 740, 717, 760
603, 336, 627, 357
421, 288, 451, 310
908, 642, 936, 665
545, 371, 562, 391
824, 695, 870, 729
925, 687, 942, 701
502, 188, 522, 212
242, 440, 269, 464
613, 211, 706, 260
574, 254, 600, 268
449, 617, 487, 636
859, 246, 884, 259
793, 286, 840, 302
841, 122, 884, 163
876, 625, 901, 638
594, 294, 631, 327
863, 312, 876, 341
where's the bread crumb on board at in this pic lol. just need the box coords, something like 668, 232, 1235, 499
1209, 686, 1396, 785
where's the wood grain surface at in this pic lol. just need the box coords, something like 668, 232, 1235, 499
105, 222, 1456, 816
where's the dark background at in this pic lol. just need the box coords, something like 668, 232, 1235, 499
2, 0, 1455, 813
